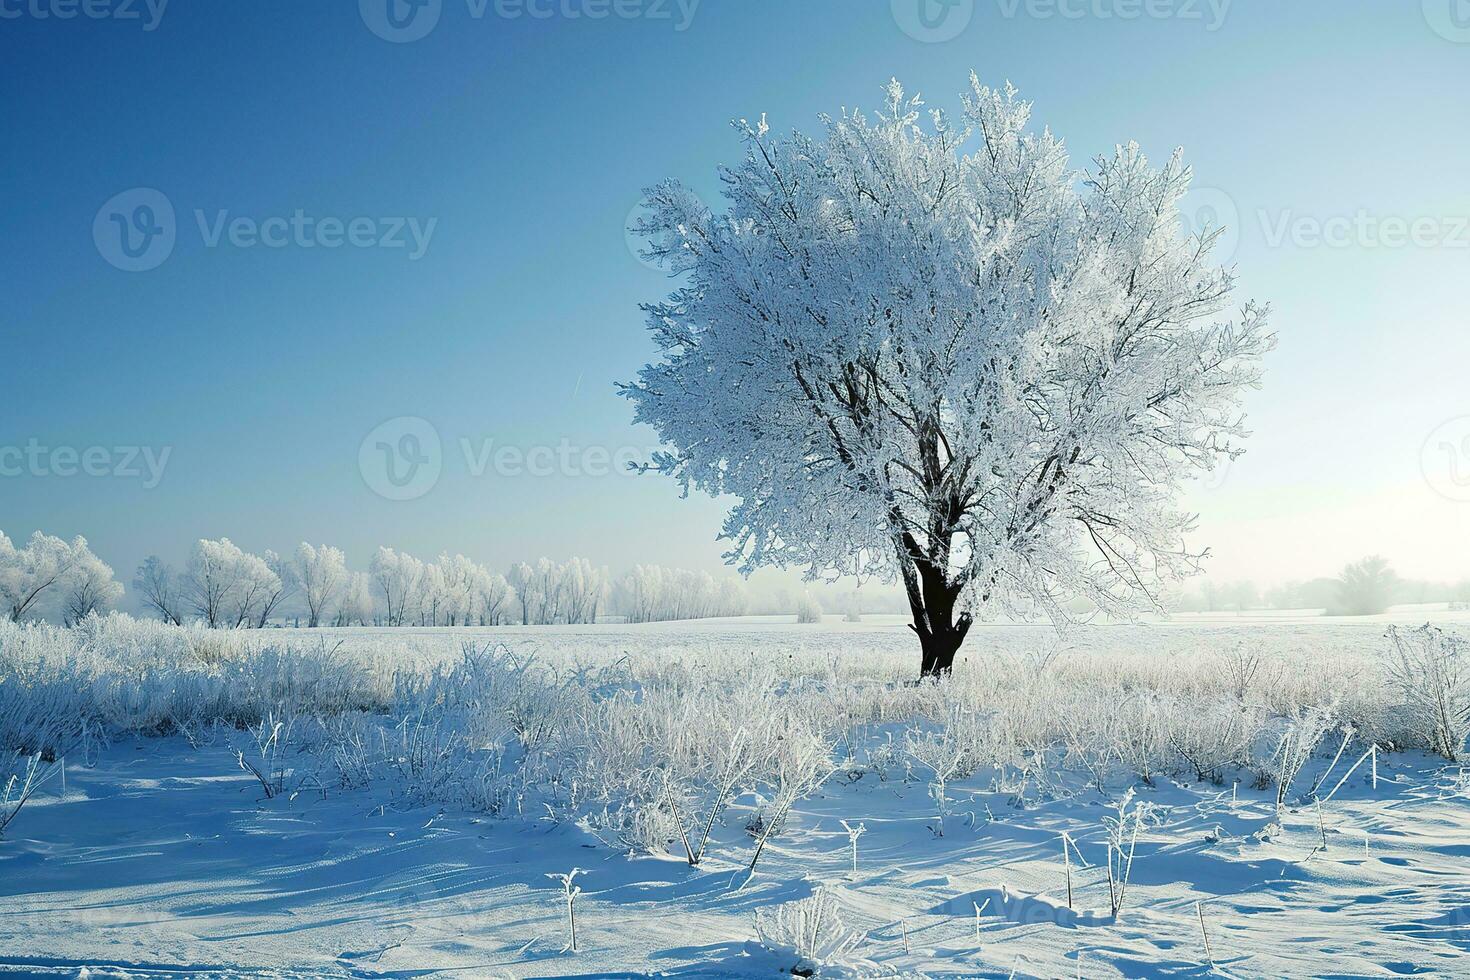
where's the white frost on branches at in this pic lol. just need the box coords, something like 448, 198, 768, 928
625, 75, 1273, 634
294, 543, 347, 628
0, 531, 120, 624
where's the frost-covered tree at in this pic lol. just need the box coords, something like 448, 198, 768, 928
0, 531, 88, 622
413, 561, 446, 626
370, 547, 423, 627
507, 562, 536, 625
794, 592, 824, 625
716, 576, 747, 618
184, 538, 244, 628
610, 565, 746, 623
612, 564, 661, 623
184, 539, 281, 629
336, 571, 375, 626
294, 543, 346, 628
624, 76, 1273, 675
253, 549, 295, 627
227, 548, 277, 628
62, 549, 124, 625
435, 553, 476, 626
530, 557, 563, 625
476, 570, 514, 625
0, 531, 118, 624
559, 558, 608, 624
133, 555, 184, 625
1334, 556, 1397, 617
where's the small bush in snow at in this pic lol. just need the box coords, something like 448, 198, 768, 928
755, 888, 864, 977
795, 594, 824, 625
1386, 625, 1470, 761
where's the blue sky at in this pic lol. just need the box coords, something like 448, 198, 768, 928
4, 0, 1470, 592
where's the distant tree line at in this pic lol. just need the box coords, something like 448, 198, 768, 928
133, 541, 764, 628
1171, 556, 1469, 617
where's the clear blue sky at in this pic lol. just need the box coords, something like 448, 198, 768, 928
4, 0, 1469, 591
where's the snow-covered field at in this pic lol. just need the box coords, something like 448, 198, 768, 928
2, 616, 1468, 978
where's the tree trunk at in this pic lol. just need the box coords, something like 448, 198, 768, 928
901, 548, 974, 679
913, 610, 973, 678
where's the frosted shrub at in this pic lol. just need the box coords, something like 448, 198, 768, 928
749, 735, 833, 872
1, 750, 62, 838
1385, 625, 1470, 761
234, 712, 298, 799
1103, 788, 1151, 917
1167, 697, 1261, 783
1254, 707, 1334, 811
348, 644, 553, 811
795, 594, 824, 625
1114, 692, 1172, 786
7, 612, 1469, 865
0, 615, 389, 744
1061, 691, 1123, 791
1219, 646, 1265, 703
904, 727, 969, 835
668, 728, 755, 866
755, 888, 864, 977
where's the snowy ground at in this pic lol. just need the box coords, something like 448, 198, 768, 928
1, 620, 1468, 978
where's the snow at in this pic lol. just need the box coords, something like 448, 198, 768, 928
2, 620, 1468, 978
2, 734, 1465, 977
